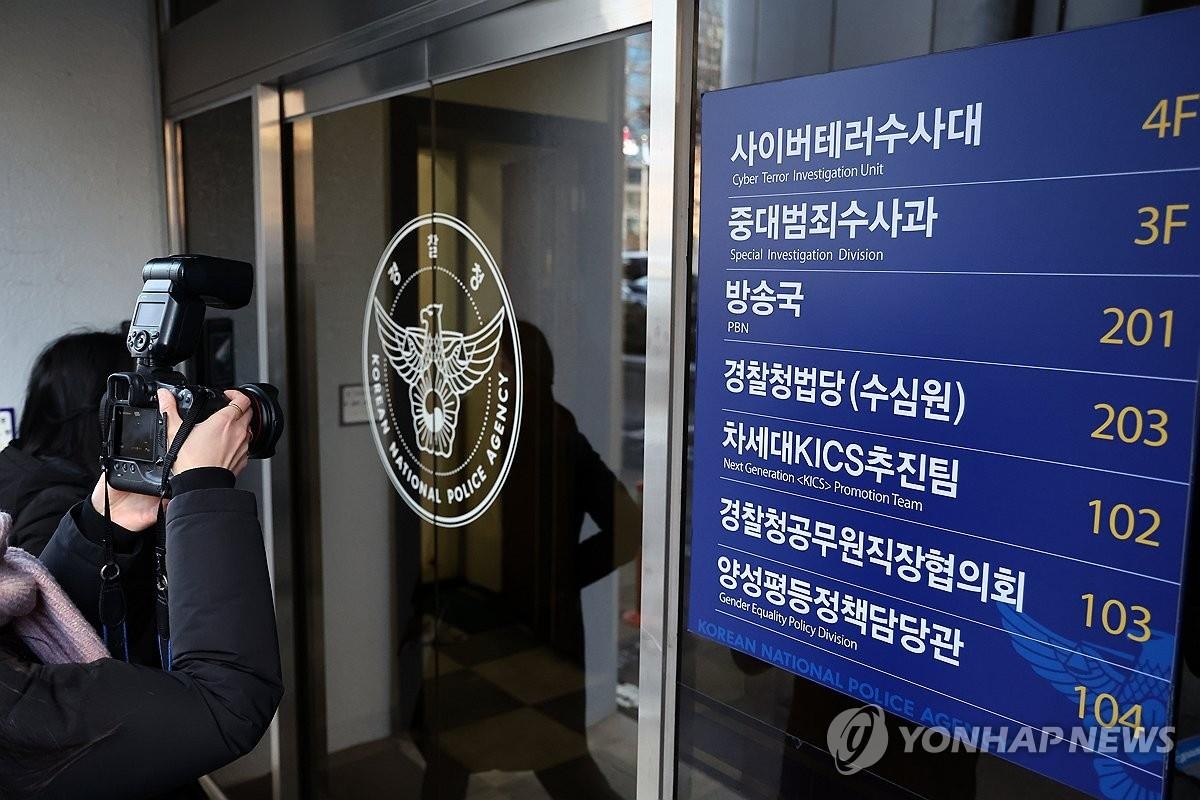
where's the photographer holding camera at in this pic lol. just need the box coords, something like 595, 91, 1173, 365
0, 386, 281, 799
0, 256, 285, 798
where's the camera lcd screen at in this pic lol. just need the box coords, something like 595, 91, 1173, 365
132, 301, 165, 328
115, 406, 155, 461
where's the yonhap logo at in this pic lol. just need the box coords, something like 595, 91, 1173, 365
827, 704, 889, 775
363, 213, 522, 526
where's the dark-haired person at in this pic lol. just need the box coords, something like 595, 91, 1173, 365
0, 331, 131, 555
0, 389, 281, 800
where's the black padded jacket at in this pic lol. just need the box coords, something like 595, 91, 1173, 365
0, 441, 94, 556
0, 484, 283, 799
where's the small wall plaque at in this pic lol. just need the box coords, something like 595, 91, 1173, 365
339, 384, 369, 426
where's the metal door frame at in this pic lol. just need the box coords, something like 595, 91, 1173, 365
162, 83, 296, 800
160, 1, 696, 797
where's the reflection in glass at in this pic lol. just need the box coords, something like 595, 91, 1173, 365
286, 32, 650, 800
417, 36, 649, 799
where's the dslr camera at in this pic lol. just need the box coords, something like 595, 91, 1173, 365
103, 255, 284, 495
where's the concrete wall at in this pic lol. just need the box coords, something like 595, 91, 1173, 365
0, 0, 166, 418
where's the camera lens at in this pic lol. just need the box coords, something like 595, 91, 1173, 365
235, 383, 285, 459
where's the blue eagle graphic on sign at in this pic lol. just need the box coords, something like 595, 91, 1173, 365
998, 604, 1173, 800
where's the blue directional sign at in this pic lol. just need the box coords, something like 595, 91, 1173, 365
687, 10, 1200, 799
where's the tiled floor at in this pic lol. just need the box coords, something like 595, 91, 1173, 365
472, 647, 586, 705
229, 581, 650, 799
440, 707, 590, 773
456, 711, 641, 800
415, 585, 633, 797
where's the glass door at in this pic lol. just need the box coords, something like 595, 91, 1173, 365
286, 31, 650, 799
172, 97, 275, 798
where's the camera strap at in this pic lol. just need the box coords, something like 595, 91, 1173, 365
96, 394, 129, 662
98, 481, 130, 661
152, 507, 169, 670
153, 402, 203, 671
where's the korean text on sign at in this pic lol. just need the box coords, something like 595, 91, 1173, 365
717, 555, 967, 665
718, 496, 1025, 612
723, 360, 967, 426
721, 420, 961, 497
729, 197, 938, 241
729, 103, 983, 166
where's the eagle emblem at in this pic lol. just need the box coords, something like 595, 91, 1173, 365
998, 604, 1173, 799
372, 298, 505, 457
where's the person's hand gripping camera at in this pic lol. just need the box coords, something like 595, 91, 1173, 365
91, 388, 254, 531
101, 256, 284, 497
